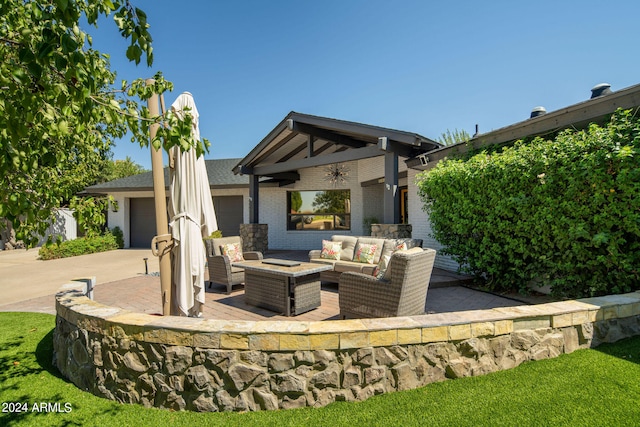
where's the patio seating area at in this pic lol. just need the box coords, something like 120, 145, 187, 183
90, 250, 527, 321
0, 248, 527, 318
205, 235, 264, 294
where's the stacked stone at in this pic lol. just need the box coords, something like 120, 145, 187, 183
52, 284, 640, 412
370, 224, 412, 239
53, 316, 640, 412
239, 224, 268, 254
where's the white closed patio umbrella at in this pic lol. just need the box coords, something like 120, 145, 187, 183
168, 92, 218, 317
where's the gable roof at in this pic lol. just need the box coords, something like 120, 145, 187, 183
85, 158, 247, 193
408, 82, 640, 171
233, 111, 441, 177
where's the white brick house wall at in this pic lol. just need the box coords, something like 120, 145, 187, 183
358, 156, 408, 182
408, 168, 460, 271
362, 184, 384, 225
261, 156, 419, 252
359, 156, 409, 227
260, 160, 362, 250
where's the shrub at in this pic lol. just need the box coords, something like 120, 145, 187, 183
111, 226, 124, 248
363, 216, 379, 236
39, 232, 119, 260
207, 230, 223, 239
417, 109, 640, 298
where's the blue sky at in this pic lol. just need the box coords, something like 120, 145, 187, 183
88, 0, 640, 170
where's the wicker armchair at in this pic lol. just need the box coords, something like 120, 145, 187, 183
339, 248, 436, 319
204, 236, 263, 294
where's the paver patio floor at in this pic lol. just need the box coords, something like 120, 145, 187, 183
0, 250, 528, 319
89, 274, 527, 321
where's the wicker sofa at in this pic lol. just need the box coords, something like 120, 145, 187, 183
204, 236, 263, 294
339, 247, 436, 318
308, 235, 423, 283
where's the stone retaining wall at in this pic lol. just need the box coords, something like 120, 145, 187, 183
239, 224, 268, 254
371, 223, 412, 239
53, 283, 640, 412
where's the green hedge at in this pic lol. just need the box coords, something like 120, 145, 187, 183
417, 109, 640, 298
38, 232, 119, 260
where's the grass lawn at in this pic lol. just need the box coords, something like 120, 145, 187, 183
1, 312, 639, 427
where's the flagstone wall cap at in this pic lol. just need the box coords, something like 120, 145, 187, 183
55, 279, 640, 343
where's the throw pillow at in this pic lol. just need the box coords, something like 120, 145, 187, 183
354, 243, 377, 264
320, 240, 342, 260
374, 255, 391, 279
374, 243, 407, 278
220, 242, 244, 262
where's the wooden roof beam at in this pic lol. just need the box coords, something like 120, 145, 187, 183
287, 119, 369, 149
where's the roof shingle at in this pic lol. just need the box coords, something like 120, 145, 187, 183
85, 158, 247, 193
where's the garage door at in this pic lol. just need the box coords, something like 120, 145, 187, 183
213, 196, 243, 237
130, 196, 243, 247
130, 198, 158, 248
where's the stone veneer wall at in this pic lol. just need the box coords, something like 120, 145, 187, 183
370, 224, 412, 239
239, 224, 268, 254
53, 283, 640, 412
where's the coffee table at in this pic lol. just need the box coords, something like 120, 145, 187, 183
233, 258, 332, 316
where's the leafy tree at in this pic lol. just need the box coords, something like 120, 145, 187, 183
312, 190, 350, 213
69, 195, 115, 238
100, 156, 148, 182
290, 191, 302, 212
0, 1, 206, 247
438, 128, 471, 146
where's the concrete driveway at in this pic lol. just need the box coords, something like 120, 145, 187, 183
0, 248, 154, 306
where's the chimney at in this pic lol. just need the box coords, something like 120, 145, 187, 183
590, 83, 612, 99
530, 106, 547, 118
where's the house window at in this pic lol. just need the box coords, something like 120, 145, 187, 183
287, 190, 351, 231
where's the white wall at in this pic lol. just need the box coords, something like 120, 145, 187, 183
408, 168, 460, 271
38, 208, 77, 245
359, 156, 408, 228
260, 160, 362, 250
107, 191, 154, 248
260, 156, 421, 251
358, 156, 408, 183
362, 184, 384, 224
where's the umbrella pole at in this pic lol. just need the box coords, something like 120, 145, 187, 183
146, 79, 172, 316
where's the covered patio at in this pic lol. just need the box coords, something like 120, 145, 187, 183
232, 112, 442, 252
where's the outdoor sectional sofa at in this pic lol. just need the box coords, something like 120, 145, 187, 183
308, 235, 423, 283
